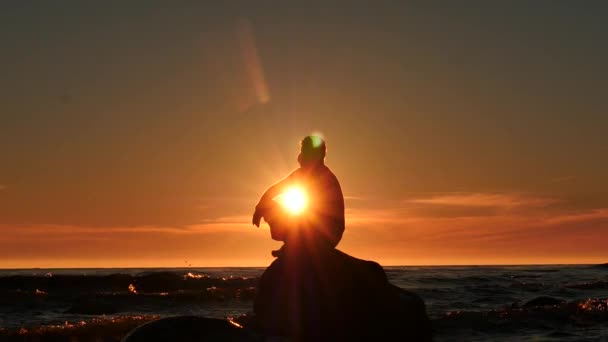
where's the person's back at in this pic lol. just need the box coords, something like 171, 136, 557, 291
281, 163, 344, 248
252, 136, 345, 251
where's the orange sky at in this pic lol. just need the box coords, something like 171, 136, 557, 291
2, 192, 607, 267
1, 3, 607, 267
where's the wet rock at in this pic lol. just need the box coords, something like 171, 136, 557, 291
134, 272, 184, 293
523, 296, 564, 308
121, 316, 261, 342
65, 300, 123, 315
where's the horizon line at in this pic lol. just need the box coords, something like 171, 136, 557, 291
1, 262, 605, 270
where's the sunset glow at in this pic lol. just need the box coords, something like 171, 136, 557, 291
278, 187, 308, 215
1, 3, 606, 268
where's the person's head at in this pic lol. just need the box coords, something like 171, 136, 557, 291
297, 135, 326, 167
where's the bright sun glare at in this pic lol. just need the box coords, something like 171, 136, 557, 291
281, 187, 307, 215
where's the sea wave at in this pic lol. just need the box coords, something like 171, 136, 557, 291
1, 265, 607, 341
0, 271, 258, 294
435, 297, 608, 332
0, 315, 159, 342
1, 297, 606, 342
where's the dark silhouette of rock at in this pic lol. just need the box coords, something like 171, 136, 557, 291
594, 263, 608, 269
523, 296, 564, 308
254, 248, 433, 341
121, 316, 261, 342
134, 272, 184, 292
394, 284, 433, 339
64, 299, 123, 315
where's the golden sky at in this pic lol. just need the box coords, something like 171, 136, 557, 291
1, 2, 607, 267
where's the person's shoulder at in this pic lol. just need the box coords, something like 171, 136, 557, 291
264, 256, 285, 272
334, 250, 387, 279
285, 167, 303, 181
258, 257, 285, 285
321, 164, 335, 175
290, 167, 303, 176
320, 165, 340, 182
359, 258, 387, 279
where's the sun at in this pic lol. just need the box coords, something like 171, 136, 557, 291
280, 187, 307, 215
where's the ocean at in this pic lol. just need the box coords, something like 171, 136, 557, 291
0, 264, 606, 341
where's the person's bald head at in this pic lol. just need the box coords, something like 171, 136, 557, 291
297, 135, 326, 167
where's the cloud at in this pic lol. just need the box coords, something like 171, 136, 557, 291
344, 192, 563, 227
346, 207, 415, 226
543, 208, 608, 226
0, 221, 253, 237
199, 214, 251, 225
343, 192, 608, 247
0, 222, 275, 267
343, 202, 608, 264
0, 194, 255, 228
407, 193, 558, 208
344, 195, 366, 201
2, 193, 607, 266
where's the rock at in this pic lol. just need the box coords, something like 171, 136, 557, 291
254, 248, 433, 341
121, 316, 261, 342
393, 284, 434, 341
64, 300, 122, 315
523, 296, 564, 308
594, 263, 608, 269
121, 289, 432, 342
134, 272, 184, 293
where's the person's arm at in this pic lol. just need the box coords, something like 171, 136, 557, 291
252, 169, 298, 227
256, 177, 290, 208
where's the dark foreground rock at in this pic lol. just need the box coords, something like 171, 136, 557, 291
0, 315, 158, 342
121, 283, 433, 341
64, 299, 123, 315
253, 248, 433, 341
121, 316, 260, 342
523, 296, 565, 308
122, 247, 433, 341
396, 285, 434, 339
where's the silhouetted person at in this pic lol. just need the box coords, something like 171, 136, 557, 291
252, 135, 345, 256
251, 136, 433, 341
